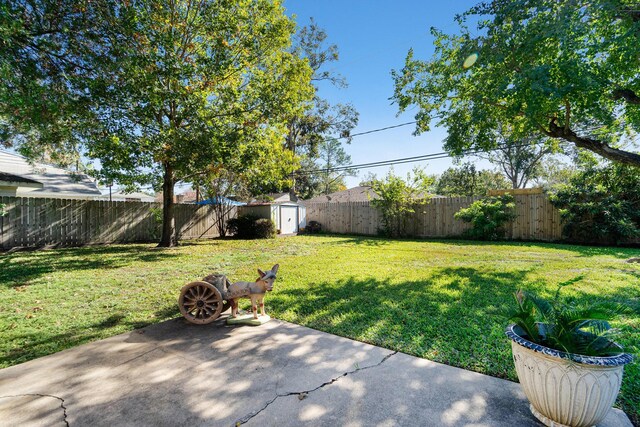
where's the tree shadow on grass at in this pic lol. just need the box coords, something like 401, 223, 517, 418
0, 304, 178, 368
0, 244, 175, 288
270, 267, 532, 377
306, 234, 640, 259
269, 265, 639, 422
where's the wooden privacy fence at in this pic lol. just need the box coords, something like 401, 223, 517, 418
0, 196, 236, 250
304, 194, 563, 241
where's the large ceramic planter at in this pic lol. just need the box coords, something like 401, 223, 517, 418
506, 324, 633, 427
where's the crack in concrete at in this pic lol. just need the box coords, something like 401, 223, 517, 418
115, 347, 162, 367
234, 351, 398, 426
0, 393, 69, 427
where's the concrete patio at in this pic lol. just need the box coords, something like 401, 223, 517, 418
0, 317, 632, 426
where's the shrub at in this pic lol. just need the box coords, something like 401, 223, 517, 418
305, 221, 322, 234
549, 164, 640, 245
454, 194, 516, 240
0, 203, 6, 217
370, 168, 433, 237
227, 215, 276, 239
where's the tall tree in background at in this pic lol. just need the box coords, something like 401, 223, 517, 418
197, 133, 298, 237
316, 138, 356, 195
434, 162, 509, 196
532, 156, 577, 190
286, 19, 359, 194
487, 142, 550, 189
393, 0, 640, 167
478, 126, 553, 188
1, 0, 313, 247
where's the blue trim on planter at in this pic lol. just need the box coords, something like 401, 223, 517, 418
505, 324, 633, 366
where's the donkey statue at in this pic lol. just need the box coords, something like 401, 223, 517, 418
226, 264, 279, 319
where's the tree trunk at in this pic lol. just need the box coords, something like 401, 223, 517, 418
159, 163, 178, 247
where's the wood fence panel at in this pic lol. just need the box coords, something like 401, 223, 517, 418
0, 197, 233, 250
305, 194, 569, 241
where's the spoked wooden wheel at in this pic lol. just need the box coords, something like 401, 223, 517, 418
179, 281, 223, 324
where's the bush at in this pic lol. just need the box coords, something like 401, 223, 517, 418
227, 215, 276, 239
454, 194, 516, 240
305, 220, 322, 234
370, 168, 433, 237
550, 164, 640, 245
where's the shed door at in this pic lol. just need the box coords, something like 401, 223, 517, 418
280, 206, 298, 234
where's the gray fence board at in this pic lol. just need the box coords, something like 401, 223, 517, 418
0, 197, 235, 250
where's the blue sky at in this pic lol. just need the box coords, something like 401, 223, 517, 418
283, 0, 483, 187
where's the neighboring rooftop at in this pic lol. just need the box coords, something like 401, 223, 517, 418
0, 171, 42, 187
0, 150, 101, 199
97, 191, 156, 203
304, 186, 378, 204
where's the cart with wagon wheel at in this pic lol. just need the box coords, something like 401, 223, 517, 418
178, 274, 234, 325
178, 264, 279, 325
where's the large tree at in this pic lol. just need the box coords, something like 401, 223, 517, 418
2, 0, 313, 247
392, 0, 640, 167
315, 138, 356, 195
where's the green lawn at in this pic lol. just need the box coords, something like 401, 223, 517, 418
1, 236, 638, 423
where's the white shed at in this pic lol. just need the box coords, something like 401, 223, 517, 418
238, 202, 306, 235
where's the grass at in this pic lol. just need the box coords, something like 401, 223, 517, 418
1, 235, 638, 423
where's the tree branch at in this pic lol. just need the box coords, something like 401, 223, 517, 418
547, 118, 640, 167
612, 88, 640, 105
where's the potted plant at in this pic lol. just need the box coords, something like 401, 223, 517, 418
505, 282, 634, 427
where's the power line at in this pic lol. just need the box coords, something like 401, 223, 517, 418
295, 142, 542, 176
308, 121, 418, 148
347, 121, 417, 139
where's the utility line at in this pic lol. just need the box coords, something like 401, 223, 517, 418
295, 142, 543, 176
347, 121, 417, 139
309, 121, 418, 147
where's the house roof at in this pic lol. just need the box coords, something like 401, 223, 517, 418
177, 189, 198, 203
0, 171, 43, 187
97, 191, 155, 202
0, 150, 101, 199
304, 186, 379, 204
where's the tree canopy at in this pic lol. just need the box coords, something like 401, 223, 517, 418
392, 0, 640, 167
1, 0, 313, 246
433, 162, 509, 196
0, 0, 108, 167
